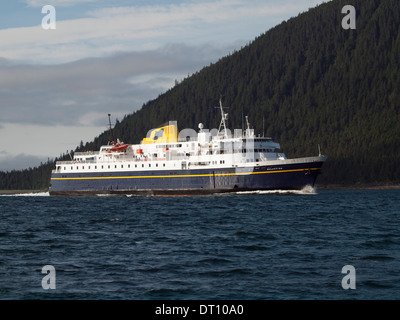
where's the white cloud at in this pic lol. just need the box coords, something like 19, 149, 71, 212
0, 0, 324, 64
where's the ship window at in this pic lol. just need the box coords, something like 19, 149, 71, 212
128, 164, 130, 168
82, 166, 85, 169
71, 166, 73, 170
149, 164, 151, 167
135, 164, 137, 168
76, 166, 79, 170
121, 165, 123, 169
108, 165, 110, 169
115, 165, 117, 168
95, 166, 97, 169
63, 167, 66, 170
142, 164, 144, 167
156, 164, 158, 167
88, 166, 90, 169
101, 165, 104, 169
163, 163, 165, 167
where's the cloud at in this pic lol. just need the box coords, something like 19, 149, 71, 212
23, 0, 97, 7
0, 123, 105, 170
0, 150, 49, 171
0, 0, 326, 129
0, 0, 324, 64
0, 43, 233, 127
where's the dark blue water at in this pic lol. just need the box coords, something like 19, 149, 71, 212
1, 188, 400, 300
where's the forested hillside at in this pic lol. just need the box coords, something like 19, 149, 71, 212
1, 0, 400, 189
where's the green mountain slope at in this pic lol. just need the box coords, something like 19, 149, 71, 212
1, 0, 400, 189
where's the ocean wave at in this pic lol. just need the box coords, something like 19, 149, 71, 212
0, 191, 50, 197
236, 185, 317, 195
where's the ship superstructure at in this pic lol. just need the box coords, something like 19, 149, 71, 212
50, 100, 327, 195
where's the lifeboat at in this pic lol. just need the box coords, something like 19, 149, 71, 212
136, 149, 143, 154
111, 144, 128, 152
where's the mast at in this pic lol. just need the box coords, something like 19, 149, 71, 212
108, 113, 113, 143
218, 97, 229, 139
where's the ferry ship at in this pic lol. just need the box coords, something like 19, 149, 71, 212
49, 100, 327, 196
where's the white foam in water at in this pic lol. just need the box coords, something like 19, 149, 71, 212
236, 185, 317, 195
0, 191, 50, 197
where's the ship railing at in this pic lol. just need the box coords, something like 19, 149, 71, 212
74, 151, 99, 156
178, 138, 198, 142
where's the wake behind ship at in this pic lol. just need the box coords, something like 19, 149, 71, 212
49, 100, 327, 196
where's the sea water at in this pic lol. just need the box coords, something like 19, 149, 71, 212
1, 188, 399, 300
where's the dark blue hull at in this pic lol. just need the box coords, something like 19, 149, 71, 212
49, 160, 325, 196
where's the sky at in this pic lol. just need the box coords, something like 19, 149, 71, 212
0, 0, 326, 171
